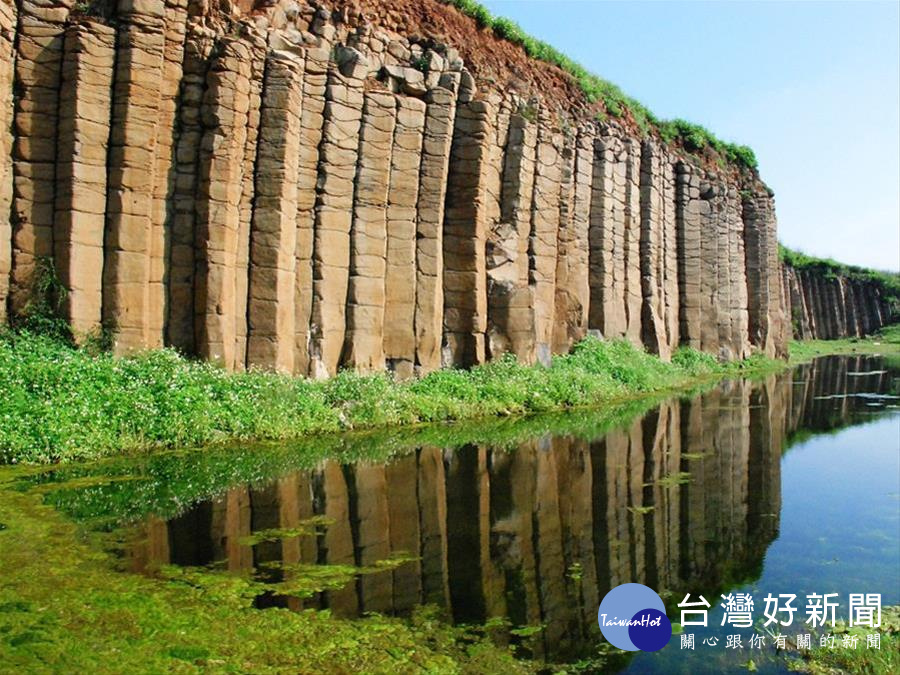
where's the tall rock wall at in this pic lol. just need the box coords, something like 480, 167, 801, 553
0, 0, 789, 373
782, 263, 895, 340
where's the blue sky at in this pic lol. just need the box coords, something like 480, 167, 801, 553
481, 0, 900, 272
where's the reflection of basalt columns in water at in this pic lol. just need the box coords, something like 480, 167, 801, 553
126, 361, 900, 660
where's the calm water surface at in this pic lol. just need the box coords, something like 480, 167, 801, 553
25, 355, 900, 672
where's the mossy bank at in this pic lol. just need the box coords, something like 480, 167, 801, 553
1, 330, 781, 465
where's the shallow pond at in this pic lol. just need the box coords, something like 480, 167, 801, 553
15, 355, 900, 672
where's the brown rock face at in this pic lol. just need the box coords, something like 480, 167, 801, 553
782, 263, 895, 340
0, 0, 794, 370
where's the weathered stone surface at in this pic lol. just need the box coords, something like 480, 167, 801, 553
552, 124, 594, 353
487, 109, 536, 363
384, 96, 425, 378
343, 90, 395, 372
529, 114, 563, 365
167, 27, 215, 354
589, 131, 628, 340
443, 98, 492, 367
103, 0, 167, 354
0, 0, 15, 324
194, 37, 255, 368
415, 86, 456, 374
782, 262, 893, 339
54, 22, 115, 337
293, 46, 330, 376
10, 0, 72, 316
308, 59, 365, 379
246, 51, 304, 372
675, 162, 702, 349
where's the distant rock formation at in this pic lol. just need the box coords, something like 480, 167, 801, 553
0, 0, 789, 374
782, 261, 896, 340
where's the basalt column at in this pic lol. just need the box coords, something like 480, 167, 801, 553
675, 162, 702, 349
246, 51, 304, 372
486, 108, 536, 362
308, 48, 365, 379
9, 0, 71, 316
343, 90, 395, 372
0, 0, 15, 322
698, 174, 722, 356
293, 47, 330, 375
194, 37, 254, 368
166, 29, 216, 353
102, 0, 166, 353
743, 187, 784, 356
148, 0, 188, 348
553, 125, 594, 353
588, 131, 627, 339
638, 140, 676, 360
53, 22, 114, 337
442, 98, 492, 367
529, 114, 563, 364
414, 86, 457, 373
383, 96, 425, 379
232, 33, 267, 369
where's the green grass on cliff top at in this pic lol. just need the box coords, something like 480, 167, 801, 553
780, 243, 900, 303
0, 327, 779, 465
446, 0, 758, 171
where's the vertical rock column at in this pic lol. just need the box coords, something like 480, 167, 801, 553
0, 0, 15, 322
675, 162, 702, 349
194, 37, 254, 367
698, 174, 721, 355
727, 187, 750, 357
622, 138, 643, 345
529, 115, 563, 364
53, 22, 115, 337
166, 27, 216, 353
588, 131, 627, 339
551, 129, 576, 354
383, 96, 425, 378
742, 187, 778, 356
553, 124, 594, 352
232, 31, 267, 370
102, 0, 166, 353
443, 98, 493, 367
661, 153, 680, 353
145, 0, 187, 348
9, 0, 71, 315
638, 140, 671, 360
414, 87, 457, 374
246, 51, 304, 372
486, 108, 536, 362
293, 47, 330, 376
343, 90, 396, 372
308, 47, 365, 379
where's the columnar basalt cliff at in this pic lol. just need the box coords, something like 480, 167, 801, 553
0, 0, 789, 375
782, 262, 896, 340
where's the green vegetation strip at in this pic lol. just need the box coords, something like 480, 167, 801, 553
0, 330, 781, 464
780, 244, 900, 305
447, 0, 758, 169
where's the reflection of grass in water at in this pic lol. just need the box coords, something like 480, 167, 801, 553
237, 515, 333, 546
627, 505, 655, 515
650, 471, 692, 488
0, 481, 532, 673
782, 605, 900, 674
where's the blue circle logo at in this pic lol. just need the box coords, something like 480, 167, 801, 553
597, 583, 672, 651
